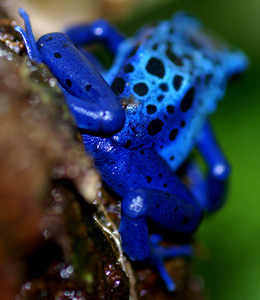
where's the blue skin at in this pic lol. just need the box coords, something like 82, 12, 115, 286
16, 9, 248, 291
15, 9, 125, 135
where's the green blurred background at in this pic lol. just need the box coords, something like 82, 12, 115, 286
11, 0, 260, 298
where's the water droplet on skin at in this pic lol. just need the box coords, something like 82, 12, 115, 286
49, 78, 57, 87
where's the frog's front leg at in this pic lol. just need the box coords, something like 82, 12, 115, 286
65, 19, 125, 55
196, 119, 231, 213
119, 183, 203, 291
15, 8, 125, 136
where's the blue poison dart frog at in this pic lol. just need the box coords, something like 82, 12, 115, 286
15, 8, 248, 291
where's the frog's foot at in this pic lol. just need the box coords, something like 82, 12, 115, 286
150, 234, 194, 258
144, 234, 193, 291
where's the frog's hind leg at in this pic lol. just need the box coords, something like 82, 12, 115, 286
65, 19, 125, 55
119, 184, 202, 291
195, 119, 231, 213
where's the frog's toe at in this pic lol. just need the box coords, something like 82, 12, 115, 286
144, 252, 177, 291
144, 242, 194, 291
152, 242, 194, 260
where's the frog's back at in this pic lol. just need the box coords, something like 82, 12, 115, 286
105, 12, 247, 170
108, 11, 247, 109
